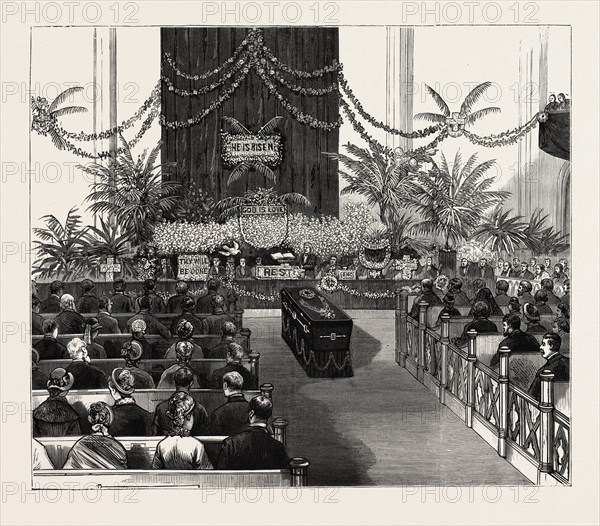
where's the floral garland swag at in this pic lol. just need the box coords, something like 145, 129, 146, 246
32, 27, 541, 160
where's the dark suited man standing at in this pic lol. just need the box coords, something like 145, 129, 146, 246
296, 242, 318, 279
471, 258, 495, 289
528, 333, 570, 400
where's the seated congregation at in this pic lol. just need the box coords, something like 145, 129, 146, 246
408, 262, 570, 400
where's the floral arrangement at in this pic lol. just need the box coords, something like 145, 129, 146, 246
457, 240, 496, 264
153, 202, 372, 257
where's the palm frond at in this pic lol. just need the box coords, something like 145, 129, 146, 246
424, 85, 451, 116
460, 82, 494, 115
258, 116, 284, 135
51, 106, 88, 118
253, 162, 277, 183
222, 116, 251, 134
413, 112, 448, 123
465, 107, 501, 125
48, 86, 84, 112
227, 162, 251, 186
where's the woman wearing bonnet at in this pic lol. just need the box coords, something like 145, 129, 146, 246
152, 392, 213, 470
62, 402, 127, 469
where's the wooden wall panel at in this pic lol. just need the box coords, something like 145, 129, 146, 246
160, 27, 339, 217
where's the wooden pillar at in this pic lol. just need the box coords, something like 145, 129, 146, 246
417, 301, 428, 382
248, 351, 260, 383
260, 383, 274, 401
289, 457, 310, 487
439, 314, 450, 404
497, 346, 511, 458
240, 328, 251, 354
539, 369, 555, 474
272, 417, 288, 448
396, 289, 408, 366
385, 27, 414, 152
465, 329, 478, 428
234, 308, 244, 330
108, 27, 118, 158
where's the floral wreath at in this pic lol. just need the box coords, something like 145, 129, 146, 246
319, 275, 338, 292
358, 242, 391, 270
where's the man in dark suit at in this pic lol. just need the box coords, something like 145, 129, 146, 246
516, 261, 535, 280
416, 256, 439, 280
135, 279, 166, 314
517, 280, 535, 305
234, 257, 253, 280
202, 295, 235, 334
296, 242, 318, 279
523, 303, 550, 334
215, 396, 289, 470
528, 333, 570, 400
166, 280, 195, 313
54, 294, 86, 334
447, 278, 471, 307
498, 261, 516, 278
110, 279, 134, 313
471, 258, 495, 289
127, 296, 171, 338
205, 321, 238, 359
65, 337, 108, 389
209, 343, 256, 389
32, 295, 45, 335
490, 313, 540, 367
195, 279, 220, 314
410, 279, 443, 319
494, 280, 510, 307
96, 296, 121, 334
31, 349, 48, 390
457, 258, 472, 280
540, 278, 561, 306
76, 279, 99, 313
207, 255, 226, 279
533, 290, 554, 316
560, 279, 570, 306
452, 301, 498, 348
108, 368, 152, 437
209, 371, 250, 436
34, 319, 68, 359
40, 280, 63, 313
170, 297, 204, 335
153, 367, 209, 436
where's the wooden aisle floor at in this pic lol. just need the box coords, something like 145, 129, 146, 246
245, 312, 531, 486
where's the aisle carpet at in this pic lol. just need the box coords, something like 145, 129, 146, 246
245, 311, 531, 486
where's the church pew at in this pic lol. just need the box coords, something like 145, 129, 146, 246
34, 354, 260, 386
444, 314, 556, 339
32, 330, 253, 357
40, 310, 245, 332
33, 461, 310, 488
37, 417, 290, 469
32, 385, 274, 417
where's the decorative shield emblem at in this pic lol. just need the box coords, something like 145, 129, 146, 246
238, 203, 288, 249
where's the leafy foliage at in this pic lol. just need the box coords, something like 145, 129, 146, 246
474, 206, 529, 254
408, 151, 509, 249
32, 207, 91, 280
522, 208, 570, 255
79, 136, 182, 246
415, 82, 501, 126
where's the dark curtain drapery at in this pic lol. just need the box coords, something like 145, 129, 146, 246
539, 111, 570, 160
160, 27, 340, 217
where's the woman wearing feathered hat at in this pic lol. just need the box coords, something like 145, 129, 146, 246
32, 367, 81, 438
108, 368, 153, 437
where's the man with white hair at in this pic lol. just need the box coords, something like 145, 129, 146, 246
54, 294, 86, 334
157, 341, 202, 389
64, 337, 108, 389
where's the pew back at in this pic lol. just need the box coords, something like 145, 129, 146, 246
33, 469, 294, 488
35, 357, 257, 386
40, 310, 244, 332
445, 315, 555, 339
32, 332, 250, 358
32, 388, 262, 416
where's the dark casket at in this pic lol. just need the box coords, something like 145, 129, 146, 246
280, 287, 353, 378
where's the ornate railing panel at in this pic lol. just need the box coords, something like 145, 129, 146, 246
446, 344, 469, 402
553, 411, 570, 481
474, 363, 501, 429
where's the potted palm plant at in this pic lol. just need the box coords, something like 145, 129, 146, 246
473, 206, 529, 261
408, 151, 510, 273
32, 207, 92, 280
79, 136, 182, 248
